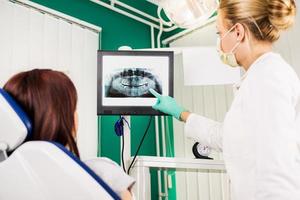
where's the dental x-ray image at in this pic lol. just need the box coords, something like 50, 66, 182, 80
98, 51, 173, 115
105, 68, 162, 97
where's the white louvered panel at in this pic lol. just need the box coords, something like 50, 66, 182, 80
170, 20, 233, 200
57, 19, 72, 73
287, 10, 300, 72
29, 8, 45, 68
77, 29, 99, 160
0, 0, 100, 160
182, 85, 198, 200
172, 53, 232, 200
69, 24, 85, 158
192, 86, 211, 200
173, 53, 188, 200
214, 85, 231, 200
0, 0, 14, 87
203, 86, 223, 200
70, 24, 85, 89
44, 14, 59, 69
11, 3, 30, 73
172, 52, 228, 200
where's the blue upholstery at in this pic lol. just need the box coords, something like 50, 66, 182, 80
0, 88, 32, 140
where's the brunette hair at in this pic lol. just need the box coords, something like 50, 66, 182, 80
4, 69, 79, 157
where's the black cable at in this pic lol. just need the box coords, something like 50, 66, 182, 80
127, 116, 153, 175
121, 134, 126, 172
116, 116, 131, 173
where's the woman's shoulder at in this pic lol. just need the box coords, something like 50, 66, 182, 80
83, 157, 135, 196
83, 157, 121, 175
263, 53, 298, 80
244, 52, 300, 103
248, 52, 299, 87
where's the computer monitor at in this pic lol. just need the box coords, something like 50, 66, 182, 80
97, 50, 174, 115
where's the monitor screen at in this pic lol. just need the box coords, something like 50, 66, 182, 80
97, 50, 174, 115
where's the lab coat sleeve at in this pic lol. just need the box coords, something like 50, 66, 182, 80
184, 113, 223, 152
242, 72, 300, 199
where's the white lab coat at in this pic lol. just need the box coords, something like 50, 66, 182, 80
185, 52, 300, 200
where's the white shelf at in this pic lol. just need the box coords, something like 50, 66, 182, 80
132, 156, 226, 171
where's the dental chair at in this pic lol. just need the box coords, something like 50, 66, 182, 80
0, 88, 120, 200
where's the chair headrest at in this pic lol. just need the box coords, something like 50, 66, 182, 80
0, 88, 32, 151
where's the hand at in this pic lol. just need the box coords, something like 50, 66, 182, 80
149, 89, 186, 120
121, 190, 132, 200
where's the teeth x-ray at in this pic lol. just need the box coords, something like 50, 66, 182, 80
98, 51, 173, 115
105, 68, 162, 97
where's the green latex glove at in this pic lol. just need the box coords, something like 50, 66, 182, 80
149, 89, 186, 120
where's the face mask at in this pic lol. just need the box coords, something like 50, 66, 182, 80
217, 25, 241, 67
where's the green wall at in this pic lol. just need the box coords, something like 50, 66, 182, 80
30, 0, 176, 199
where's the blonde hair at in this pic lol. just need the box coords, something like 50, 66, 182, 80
219, 0, 297, 42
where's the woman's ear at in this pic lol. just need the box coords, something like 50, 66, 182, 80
235, 23, 246, 42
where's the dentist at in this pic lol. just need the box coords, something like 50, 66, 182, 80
150, 0, 300, 199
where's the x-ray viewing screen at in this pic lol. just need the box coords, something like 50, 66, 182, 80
97, 51, 174, 115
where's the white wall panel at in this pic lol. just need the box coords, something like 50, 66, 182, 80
170, 22, 232, 200
11, 3, 30, 73
0, 0, 100, 160
0, 1, 14, 86
80, 29, 99, 161
29, 8, 45, 68
44, 14, 59, 69
57, 20, 72, 73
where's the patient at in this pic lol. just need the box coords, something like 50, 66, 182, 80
3, 69, 134, 200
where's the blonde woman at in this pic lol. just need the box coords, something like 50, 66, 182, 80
150, 0, 300, 199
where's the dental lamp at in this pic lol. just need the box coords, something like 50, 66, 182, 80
158, 0, 219, 29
